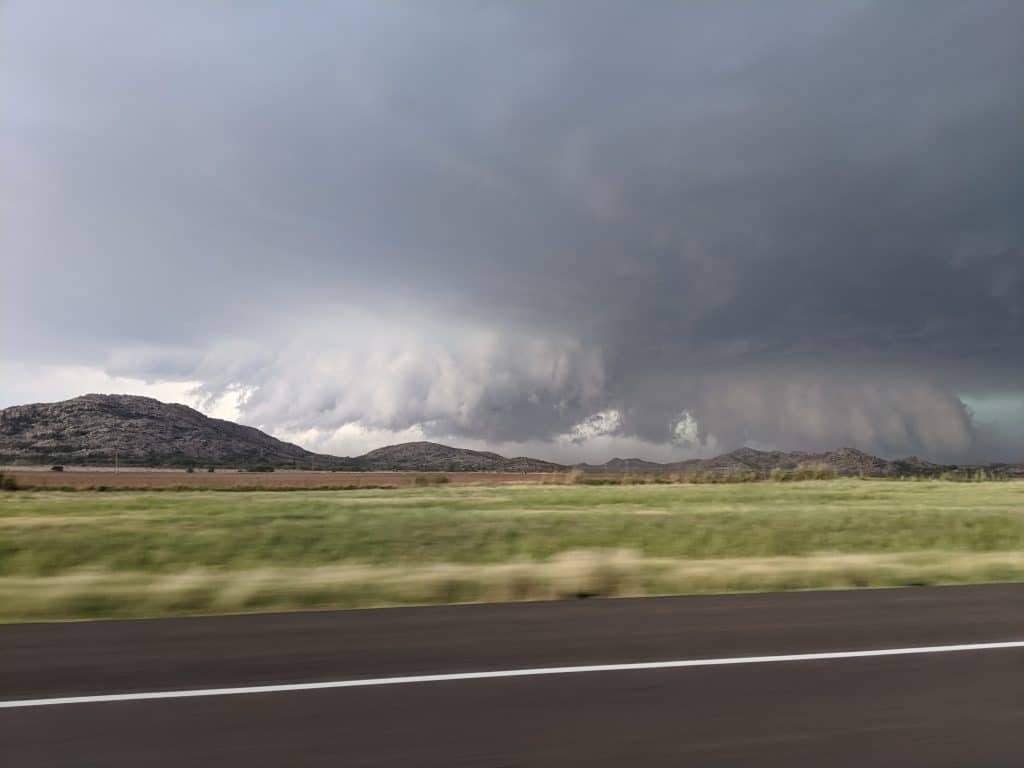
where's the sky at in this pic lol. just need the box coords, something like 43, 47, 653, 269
2, 0, 1023, 463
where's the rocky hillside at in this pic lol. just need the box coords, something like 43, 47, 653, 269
355, 442, 563, 472
2, 394, 1020, 476
0, 395, 562, 471
0, 395, 343, 469
577, 446, 1024, 479
672, 447, 896, 477
574, 457, 668, 473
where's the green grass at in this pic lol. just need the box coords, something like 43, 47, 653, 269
2, 479, 1024, 621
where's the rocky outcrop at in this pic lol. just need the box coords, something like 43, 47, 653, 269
0, 394, 343, 469
355, 441, 563, 472
577, 446, 1023, 478
0, 395, 561, 471
2, 394, 1020, 476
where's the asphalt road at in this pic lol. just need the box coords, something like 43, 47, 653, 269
3, 584, 1023, 766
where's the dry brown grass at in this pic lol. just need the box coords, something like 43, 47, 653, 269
1, 468, 558, 490
5, 550, 1024, 621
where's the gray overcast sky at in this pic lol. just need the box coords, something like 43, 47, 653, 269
3, 0, 1023, 462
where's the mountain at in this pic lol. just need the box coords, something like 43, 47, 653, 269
355, 442, 563, 472
0, 394, 344, 469
668, 446, 895, 477
0, 395, 562, 471
1, 394, 1021, 476
573, 457, 671, 473
577, 446, 1024, 479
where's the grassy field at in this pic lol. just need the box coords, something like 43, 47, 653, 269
2, 479, 1024, 621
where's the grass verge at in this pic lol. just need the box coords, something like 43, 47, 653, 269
2, 479, 1024, 621
3, 550, 1024, 622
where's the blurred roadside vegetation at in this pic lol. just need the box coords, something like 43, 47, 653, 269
1, 479, 1023, 621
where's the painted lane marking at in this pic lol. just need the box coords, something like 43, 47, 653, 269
3, 640, 1023, 709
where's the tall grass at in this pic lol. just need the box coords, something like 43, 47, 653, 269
2, 550, 1023, 622
2, 479, 1024, 621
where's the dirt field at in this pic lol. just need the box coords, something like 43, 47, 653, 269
1, 467, 559, 490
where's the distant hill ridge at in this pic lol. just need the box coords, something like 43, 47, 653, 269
580, 446, 1024, 478
576, 446, 966, 478
1, 394, 1020, 477
0, 395, 561, 472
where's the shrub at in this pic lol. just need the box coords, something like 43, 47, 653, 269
938, 470, 1000, 483
207, 467, 216, 473
0, 472, 18, 491
688, 471, 757, 484
245, 465, 275, 473
812, 464, 836, 480
51, 465, 64, 473
414, 475, 449, 486
185, 466, 195, 474
773, 464, 835, 482
791, 465, 815, 481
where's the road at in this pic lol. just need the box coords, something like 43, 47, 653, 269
3, 584, 1023, 766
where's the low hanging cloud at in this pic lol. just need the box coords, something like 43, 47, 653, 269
2, 0, 1023, 461
95, 324, 980, 462
168, 313, 608, 445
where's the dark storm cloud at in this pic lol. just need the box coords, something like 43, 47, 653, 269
3, 0, 1023, 460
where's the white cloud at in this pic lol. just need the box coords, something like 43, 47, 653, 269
275, 423, 429, 459
182, 311, 607, 444
0, 361, 196, 410
0, 361, 242, 421
671, 411, 701, 445
567, 409, 622, 442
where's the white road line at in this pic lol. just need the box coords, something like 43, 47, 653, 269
3, 640, 1023, 710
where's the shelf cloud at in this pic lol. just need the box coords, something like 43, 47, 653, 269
3, 0, 1023, 461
